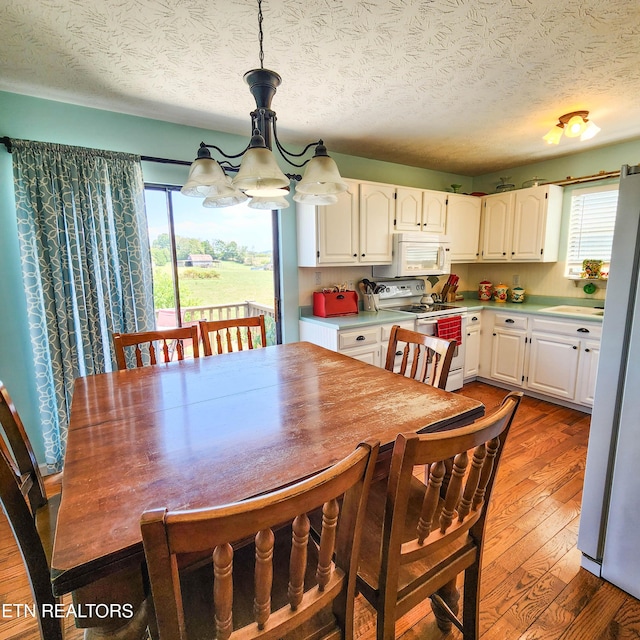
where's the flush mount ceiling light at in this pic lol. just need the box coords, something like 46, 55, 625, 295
181, 0, 347, 209
543, 111, 601, 145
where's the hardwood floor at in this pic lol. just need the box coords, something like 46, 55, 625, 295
1, 382, 639, 639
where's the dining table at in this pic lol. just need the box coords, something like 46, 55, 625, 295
51, 341, 484, 638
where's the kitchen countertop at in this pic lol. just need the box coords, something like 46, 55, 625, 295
300, 295, 604, 328
299, 307, 415, 329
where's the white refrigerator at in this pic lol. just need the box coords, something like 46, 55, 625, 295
577, 163, 640, 598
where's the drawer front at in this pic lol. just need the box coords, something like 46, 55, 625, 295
380, 321, 415, 342
492, 313, 528, 331
339, 327, 380, 350
467, 312, 481, 327
531, 317, 602, 339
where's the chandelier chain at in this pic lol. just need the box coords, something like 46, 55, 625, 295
257, 0, 264, 69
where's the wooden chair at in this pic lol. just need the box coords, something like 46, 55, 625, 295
384, 325, 456, 390
357, 392, 523, 640
141, 439, 379, 640
112, 325, 200, 370
0, 382, 62, 640
199, 315, 267, 356
0, 381, 50, 516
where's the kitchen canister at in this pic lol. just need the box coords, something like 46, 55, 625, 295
510, 286, 525, 303
478, 280, 493, 301
493, 283, 508, 302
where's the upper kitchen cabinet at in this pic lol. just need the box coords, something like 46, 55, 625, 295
297, 179, 394, 267
395, 187, 447, 234
359, 182, 396, 264
446, 193, 481, 262
480, 185, 563, 263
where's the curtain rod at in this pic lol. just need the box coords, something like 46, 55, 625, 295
1, 136, 192, 166
1, 135, 629, 184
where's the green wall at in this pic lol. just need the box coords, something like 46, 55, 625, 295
2, 89, 640, 463
0, 90, 469, 462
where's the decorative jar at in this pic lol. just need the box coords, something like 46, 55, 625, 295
478, 280, 492, 301
493, 283, 508, 302
510, 286, 525, 303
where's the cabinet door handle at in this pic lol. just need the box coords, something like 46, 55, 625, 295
493, 333, 497, 336
353, 253, 357, 257
395, 350, 403, 356
356, 335, 366, 341
572, 345, 578, 349
585, 348, 591, 352
472, 316, 478, 321
577, 328, 590, 333
361, 253, 365, 257
505, 318, 515, 323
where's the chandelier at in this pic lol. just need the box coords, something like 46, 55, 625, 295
181, 0, 347, 210
543, 111, 601, 145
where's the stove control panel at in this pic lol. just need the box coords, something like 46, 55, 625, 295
377, 279, 426, 300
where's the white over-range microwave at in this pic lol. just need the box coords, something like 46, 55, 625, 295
373, 233, 452, 278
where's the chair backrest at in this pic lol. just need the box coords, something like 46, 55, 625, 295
380, 392, 522, 590
384, 325, 456, 389
141, 440, 379, 640
199, 315, 267, 356
0, 439, 62, 640
0, 381, 47, 514
112, 326, 200, 370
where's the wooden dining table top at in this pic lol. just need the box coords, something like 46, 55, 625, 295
51, 341, 483, 595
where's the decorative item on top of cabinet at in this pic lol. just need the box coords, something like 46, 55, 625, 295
445, 193, 481, 262
296, 178, 394, 267
479, 184, 563, 263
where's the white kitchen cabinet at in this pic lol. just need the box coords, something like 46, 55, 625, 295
480, 192, 514, 261
446, 193, 481, 262
463, 312, 482, 380
359, 182, 395, 264
487, 312, 528, 386
299, 319, 414, 368
527, 332, 580, 400
297, 179, 393, 267
527, 317, 602, 405
480, 185, 563, 263
395, 187, 447, 234
576, 340, 600, 406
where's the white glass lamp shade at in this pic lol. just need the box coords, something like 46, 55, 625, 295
232, 147, 290, 196
542, 125, 563, 145
296, 154, 348, 196
248, 195, 290, 210
202, 190, 249, 208
564, 115, 586, 138
580, 120, 601, 141
181, 158, 234, 197
292, 191, 339, 206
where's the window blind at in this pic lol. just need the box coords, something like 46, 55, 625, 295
566, 185, 619, 276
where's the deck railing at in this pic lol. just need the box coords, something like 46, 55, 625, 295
156, 301, 277, 344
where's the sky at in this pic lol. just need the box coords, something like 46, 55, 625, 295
145, 188, 275, 252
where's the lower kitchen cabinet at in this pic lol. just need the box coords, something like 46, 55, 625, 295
488, 313, 528, 386
463, 312, 481, 380
299, 319, 414, 369
527, 317, 602, 407
479, 310, 601, 409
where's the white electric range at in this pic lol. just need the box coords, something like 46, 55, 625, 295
376, 279, 468, 391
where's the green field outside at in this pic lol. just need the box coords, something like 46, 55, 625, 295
153, 261, 275, 309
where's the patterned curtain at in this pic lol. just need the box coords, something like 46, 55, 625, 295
12, 139, 155, 470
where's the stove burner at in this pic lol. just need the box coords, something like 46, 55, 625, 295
392, 303, 460, 313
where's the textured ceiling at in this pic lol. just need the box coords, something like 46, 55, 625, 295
1, 0, 640, 176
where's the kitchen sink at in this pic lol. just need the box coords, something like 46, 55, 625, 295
539, 305, 604, 317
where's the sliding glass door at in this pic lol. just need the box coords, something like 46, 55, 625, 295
144, 185, 280, 345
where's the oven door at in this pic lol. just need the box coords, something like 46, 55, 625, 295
412, 314, 467, 391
